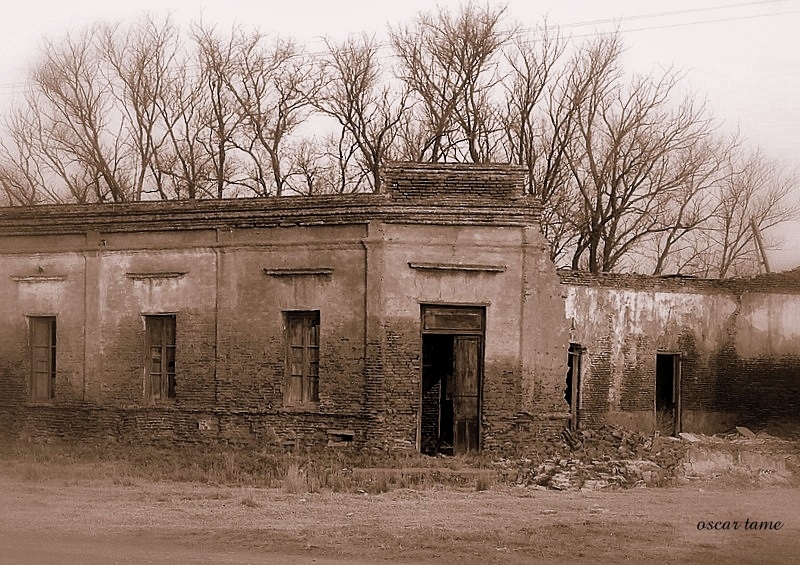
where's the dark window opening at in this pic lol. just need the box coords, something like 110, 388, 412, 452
565, 343, 582, 430
284, 311, 320, 405
145, 315, 176, 401
656, 353, 681, 435
30, 316, 56, 401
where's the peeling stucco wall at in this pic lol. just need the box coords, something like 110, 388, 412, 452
0, 163, 569, 453
561, 272, 800, 434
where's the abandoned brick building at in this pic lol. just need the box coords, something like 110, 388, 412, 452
0, 163, 568, 454
1, 163, 798, 453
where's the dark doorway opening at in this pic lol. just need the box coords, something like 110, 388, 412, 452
565, 344, 582, 430
655, 353, 681, 435
421, 334, 454, 455
419, 306, 484, 455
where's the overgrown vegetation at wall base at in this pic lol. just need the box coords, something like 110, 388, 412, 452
3, 424, 797, 493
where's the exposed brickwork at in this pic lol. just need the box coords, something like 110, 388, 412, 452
561, 269, 800, 434
383, 162, 529, 199
0, 164, 568, 453
15, 167, 798, 450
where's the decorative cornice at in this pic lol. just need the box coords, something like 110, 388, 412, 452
11, 275, 66, 283
126, 272, 187, 280
263, 268, 334, 277
408, 262, 507, 273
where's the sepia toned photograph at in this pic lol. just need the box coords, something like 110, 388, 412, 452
0, 1, 798, 563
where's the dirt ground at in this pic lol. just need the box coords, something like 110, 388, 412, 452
0, 470, 798, 565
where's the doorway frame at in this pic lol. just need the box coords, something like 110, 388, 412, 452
654, 351, 682, 436
566, 343, 583, 431
417, 303, 486, 453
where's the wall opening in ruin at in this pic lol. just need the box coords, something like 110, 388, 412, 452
565, 343, 582, 430
419, 305, 484, 455
655, 353, 682, 435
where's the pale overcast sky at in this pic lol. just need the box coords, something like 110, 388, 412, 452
1, 0, 799, 267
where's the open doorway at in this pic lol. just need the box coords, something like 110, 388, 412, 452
565, 344, 582, 430
421, 334, 454, 454
655, 353, 681, 435
419, 306, 484, 455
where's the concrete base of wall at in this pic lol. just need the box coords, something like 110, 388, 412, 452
601, 410, 655, 433
682, 411, 741, 435
588, 410, 763, 436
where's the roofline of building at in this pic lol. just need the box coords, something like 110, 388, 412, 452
0, 162, 542, 235
0, 194, 544, 237
558, 268, 800, 293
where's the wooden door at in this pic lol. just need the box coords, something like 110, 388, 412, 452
673, 355, 682, 434
453, 336, 480, 454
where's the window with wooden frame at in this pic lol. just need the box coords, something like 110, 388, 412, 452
284, 311, 320, 405
145, 315, 176, 401
29, 316, 56, 401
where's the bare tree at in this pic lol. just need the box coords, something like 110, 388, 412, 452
31, 28, 133, 202
150, 37, 219, 199
699, 148, 799, 277
499, 25, 571, 261
390, 3, 510, 162
0, 104, 60, 205
99, 17, 184, 200
193, 24, 253, 198
644, 134, 730, 275
500, 25, 565, 192
317, 35, 407, 192
221, 32, 320, 196
549, 34, 720, 273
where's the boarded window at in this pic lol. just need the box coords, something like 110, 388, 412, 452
29, 316, 56, 401
285, 311, 320, 405
145, 315, 176, 401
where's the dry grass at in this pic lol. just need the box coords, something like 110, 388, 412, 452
239, 496, 259, 508
0, 438, 500, 493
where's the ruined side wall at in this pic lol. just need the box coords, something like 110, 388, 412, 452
562, 273, 800, 434
518, 227, 572, 441
731, 292, 800, 422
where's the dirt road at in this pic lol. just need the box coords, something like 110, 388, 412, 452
0, 474, 797, 564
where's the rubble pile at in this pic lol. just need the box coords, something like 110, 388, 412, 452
680, 427, 800, 486
511, 425, 689, 491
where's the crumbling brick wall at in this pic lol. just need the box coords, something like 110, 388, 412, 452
561, 270, 800, 434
